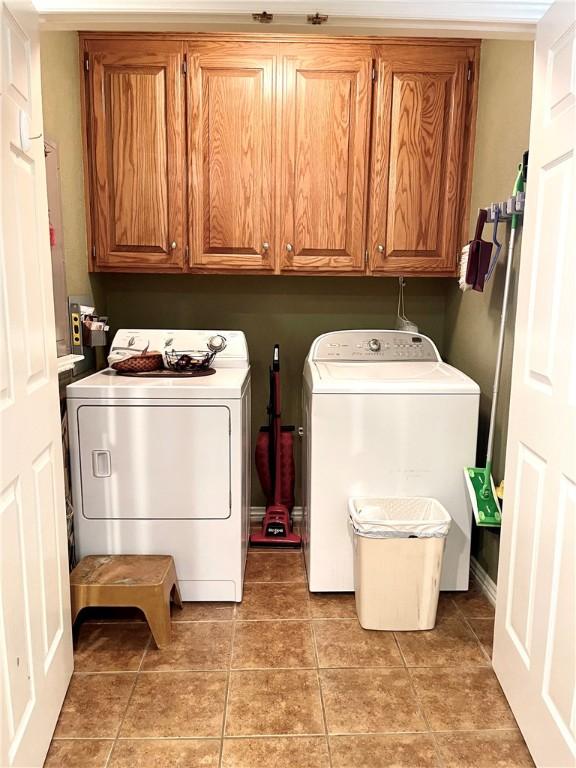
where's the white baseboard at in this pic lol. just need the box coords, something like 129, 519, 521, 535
470, 556, 497, 607
250, 505, 303, 521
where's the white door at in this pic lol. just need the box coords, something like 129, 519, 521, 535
0, 2, 73, 767
493, 2, 575, 767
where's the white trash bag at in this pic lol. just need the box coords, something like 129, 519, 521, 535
348, 497, 451, 539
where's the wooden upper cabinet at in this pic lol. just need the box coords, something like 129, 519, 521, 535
188, 43, 276, 271
80, 35, 478, 275
85, 40, 185, 271
368, 44, 474, 275
279, 44, 372, 272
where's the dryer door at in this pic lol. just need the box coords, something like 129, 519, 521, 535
77, 404, 231, 519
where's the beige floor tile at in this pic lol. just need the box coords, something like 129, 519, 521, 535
450, 586, 495, 618
435, 729, 535, 767
245, 551, 306, 583
109, 739, 221, 767
395, 619, 489, 668
410, 667, 516, 731
120, 671, 227, 738
141, 621, 232, 671
222, 736, 330, 767
232, 620, 315, 669
330, 733, 440, 767
309, 592, 357, 619
44, 739, 113, 767
73, 622, 150, 672
320, 668, 426, 735
435, 595, 463, 623
172, 601, 235, 621
225, 669, 324, 736
467, 618, 495, 658
314, 619, 403, 668
236, 583, 310, 620
53, 673, 135, 739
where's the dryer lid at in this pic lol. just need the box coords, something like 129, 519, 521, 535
66, 366, 249, 400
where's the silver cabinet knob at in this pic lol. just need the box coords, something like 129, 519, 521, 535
377, 244, 384, 253
262, 242, 270, 251
286, 243, 293, 252
170, 241, 177, 250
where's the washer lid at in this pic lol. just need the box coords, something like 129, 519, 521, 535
66, 366, 249, 400
311, 361, 480, 395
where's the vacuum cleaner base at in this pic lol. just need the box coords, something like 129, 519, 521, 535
250, 504, 301, 548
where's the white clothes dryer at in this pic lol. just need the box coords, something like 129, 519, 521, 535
67, 329, 251, 601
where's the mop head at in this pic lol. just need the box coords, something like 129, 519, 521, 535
458, 243, 473, 291
464, 467, 502, 527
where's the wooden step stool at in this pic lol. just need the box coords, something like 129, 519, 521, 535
70, 555, 182, 648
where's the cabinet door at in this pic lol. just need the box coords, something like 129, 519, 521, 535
368, 45, 472, 275
86, 41, 185, 271
188, 43, 276, 271
279, 44, 372, 272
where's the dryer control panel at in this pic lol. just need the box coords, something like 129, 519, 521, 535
312, 330, 440, 362
109, 329, 249, 367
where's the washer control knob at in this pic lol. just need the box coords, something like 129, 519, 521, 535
368, 338, 381, 352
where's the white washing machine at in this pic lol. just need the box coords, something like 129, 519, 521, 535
302, 329, 480, 592
67, 329, 251, 602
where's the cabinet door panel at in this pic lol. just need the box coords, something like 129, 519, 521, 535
369, 45, 471, 275
87, 41, 184, 270
189, 43, 275, 270
280, 45, 372, 272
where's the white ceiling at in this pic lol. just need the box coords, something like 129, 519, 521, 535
34, 0, 553, 38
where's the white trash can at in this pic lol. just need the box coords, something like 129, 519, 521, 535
349, 497, 451, 631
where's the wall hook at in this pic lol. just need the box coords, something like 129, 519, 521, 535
252, 11, 273, 23
307, 12, 328, 24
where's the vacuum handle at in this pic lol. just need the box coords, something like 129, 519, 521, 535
272, 344, 280, 372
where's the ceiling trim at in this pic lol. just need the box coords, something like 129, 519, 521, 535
37, 16, 537, 40
34, 1, 551, 36
33, 0, 551, 20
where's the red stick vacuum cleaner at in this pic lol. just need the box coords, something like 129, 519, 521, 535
250, 345, 301, 547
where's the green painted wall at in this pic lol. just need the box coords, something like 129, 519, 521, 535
40, 32, 90, 298
40, 33, 533, 576
40, 31, 107, 314
444, 39, 534, 581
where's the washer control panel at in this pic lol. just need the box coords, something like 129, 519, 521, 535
312, 330, 440, 362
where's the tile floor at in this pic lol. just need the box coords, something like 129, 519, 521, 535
45, 548, 534, 768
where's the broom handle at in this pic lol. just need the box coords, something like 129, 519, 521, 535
485, 222, 517, 470
484, 163, 524, 477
